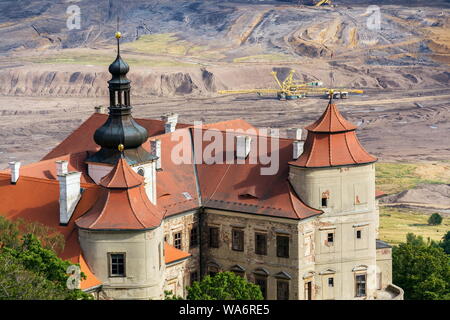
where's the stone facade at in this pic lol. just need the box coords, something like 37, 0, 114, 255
81, 161, 402, 300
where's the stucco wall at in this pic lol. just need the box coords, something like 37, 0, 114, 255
376, 247, 393, 289
78, 226, 165, 300
289, 163, 378, 299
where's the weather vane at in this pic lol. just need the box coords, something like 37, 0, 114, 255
115, 16, 121, 56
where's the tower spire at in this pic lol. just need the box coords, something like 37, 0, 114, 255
86, 29, 155, 166
116, 16, 121, 58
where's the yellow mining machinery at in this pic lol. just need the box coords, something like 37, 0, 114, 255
218, 69, 363, 101
303, 0, 332, 6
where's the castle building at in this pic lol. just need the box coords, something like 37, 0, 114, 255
0, 33, 403, 300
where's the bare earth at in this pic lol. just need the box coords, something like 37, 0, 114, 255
0, 0, 449, 169
1, 86, 449, 169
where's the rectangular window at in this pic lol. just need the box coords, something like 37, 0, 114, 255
321, 197, 328, 207
232, 229, 244, 251
328, 277, 334, 287
255, 233, 267, 255
304, 281, 312, 300
209, 227, 219, 248
355, 274, 367, 297
109, 253, 125, 277
277, 280, 289, 300
190, 271, 198, 286
255, 277, 267, 299
277, 235, 289, 258
190, 225, 198, 248
327, 233, 334, 243
356, 230, 362, 239
173, 232, 182, 250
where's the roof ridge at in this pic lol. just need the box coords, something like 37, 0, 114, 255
0, 173, 98, 189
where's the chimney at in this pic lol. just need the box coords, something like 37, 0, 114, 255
150, 139, 162, 170
56, 160, 68, 176
162, 113, 178, 133
293, 141, 304, 160
236, 135, 252, 160
9, 161, 21, 184
268, 127, 279, 137
58, 171, 82, 225
94, 105, 106, 114
286, 128, 302, 140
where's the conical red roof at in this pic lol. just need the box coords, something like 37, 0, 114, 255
305, 102, 357, 132
290, 101, 377, 168
76, 158, 164, 230
100, 157, 143, 189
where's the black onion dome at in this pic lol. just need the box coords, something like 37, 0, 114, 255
108, 55, 130, 83
93, 106, 148, 149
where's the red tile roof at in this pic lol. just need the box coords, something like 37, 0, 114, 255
42, 113, 191, 161
290, 101, 377, 168
76, 158, 164, 231
306, 102, 357, 132
375, 189, 386, 198
194, 128, 322, 220
0, 174, 102, 290
164, 242, 191, 264
2, 152, 93, 184
99, 157, 143, 189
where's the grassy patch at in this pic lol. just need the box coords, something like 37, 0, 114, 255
28, 53, 197, 68
124, 33, 207, 57
375, 162, 450, 194
233, 54, 293, 63
379, 207, 449, 245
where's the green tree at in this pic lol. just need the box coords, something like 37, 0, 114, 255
1, 234, 91, 300
428, 213, 443, 226
393, 233, 450, 300
0, 217, 92, 300
0, 252, 68, 300
164, 290, 183, 300
186, 272, 263, 300
439, 231, 450, 255
0, 216, 65, 253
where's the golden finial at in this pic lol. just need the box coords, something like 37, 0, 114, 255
115, 31, 122, 39
118, 144, 124, 152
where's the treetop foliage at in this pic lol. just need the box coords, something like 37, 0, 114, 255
393, 233, 450, 300
186, 271, 264, 300
0, 216, 91, 300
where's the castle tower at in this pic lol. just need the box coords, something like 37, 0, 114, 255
76, 150, 166, 299
86, 31, 157, 203
289, 99, 379, 299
